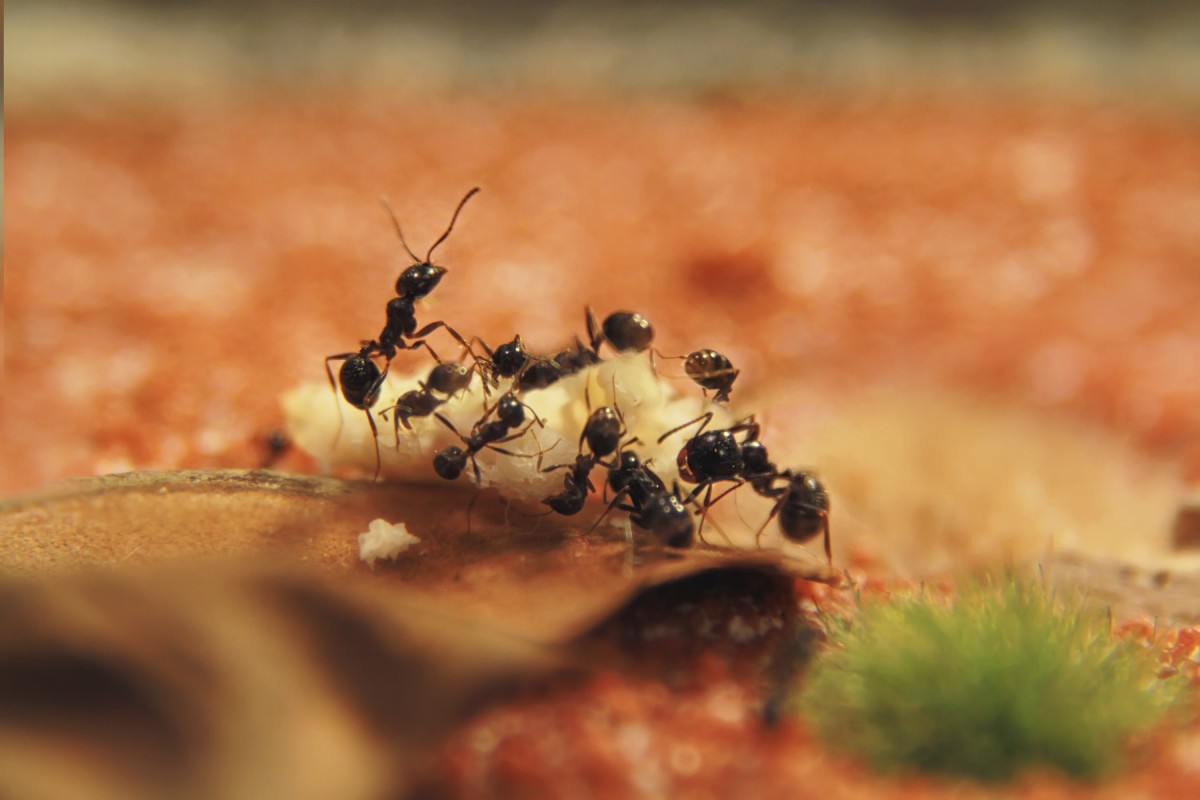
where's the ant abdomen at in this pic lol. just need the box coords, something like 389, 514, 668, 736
778, 472, 830, 544
339, 354, 384, 410
603, 311, 655, 352
426, 363, 472, 396
543, 490, 588, 516
582, 407, 623, 459
683, 349, 739, 402
433, 446, 467, 480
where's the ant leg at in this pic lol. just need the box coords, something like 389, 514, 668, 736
362, 408, 382, 481
755, 499, 785, 548
656, 411, 714, 445
585, 306, 604, 354
820, 511, 832, 568
623, 515, 636, 577
412, 319, 473, 357
588, 488, 633, 534
407, 338, 443, 364
686, 482, 739, 551
704, 479, 747, 510
433, 413, 468, 446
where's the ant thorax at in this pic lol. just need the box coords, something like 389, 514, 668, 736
283, 352, 739, 503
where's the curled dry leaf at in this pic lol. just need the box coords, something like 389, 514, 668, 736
0, 469, 840, 798
0, 469, 841, 642
0, 564, 563, 800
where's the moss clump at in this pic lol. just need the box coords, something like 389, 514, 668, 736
799, 579, 1187, 782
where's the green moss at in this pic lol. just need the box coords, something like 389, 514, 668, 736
798, 579, 1188, 782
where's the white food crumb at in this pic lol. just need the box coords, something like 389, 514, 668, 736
282, 353, 735, 504
358, 518, 420, 568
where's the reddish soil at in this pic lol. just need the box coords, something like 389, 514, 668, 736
6, 94, 1200, 495
5, 93, 1200, 796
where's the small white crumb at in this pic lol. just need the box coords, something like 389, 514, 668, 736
358, 518, 420, 568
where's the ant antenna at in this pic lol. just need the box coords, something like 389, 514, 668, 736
379, 186, 481, 265
380, 197, 421, 263
425, 186, 480, 262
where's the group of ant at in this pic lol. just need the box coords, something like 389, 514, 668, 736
325, 188, 832, 567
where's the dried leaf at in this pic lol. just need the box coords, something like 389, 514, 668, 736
0, 469, 840, 642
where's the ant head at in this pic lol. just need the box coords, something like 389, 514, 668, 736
383, 186, 480, 298
491, 336, 528, 377
495, 394, 526, 428
676, 446, 697, 482
395, 263, 447, 299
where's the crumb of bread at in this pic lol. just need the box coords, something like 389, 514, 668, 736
358, 518, 420, 568
281, 353, 736, 503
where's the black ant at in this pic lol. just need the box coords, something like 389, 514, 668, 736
754, 470, 832, 566
516, 338, 601, 391
660, 412, 833, 566
381, 362, 477, 443
654, 348, 740, 403
430, 396, 541, 485
541, 453, 599, 516
655, 410, 761, 542
324, 342, 389, 478
586, 307, 655, 354
372, 186, 481, 365
592, 446, 694, 551
324, 187, 481, 478
473, 335, 528, 387
538, 388, 628, 516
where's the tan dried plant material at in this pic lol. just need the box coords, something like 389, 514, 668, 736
0, 564, 563, 800
0, 469, 840, 643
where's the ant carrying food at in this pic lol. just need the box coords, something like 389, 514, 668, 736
473, 335, 528, 387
